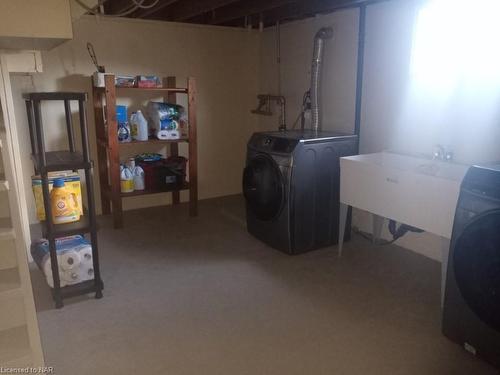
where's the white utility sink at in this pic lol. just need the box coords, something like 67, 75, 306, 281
349, 152, 466, 181
339, 151, 469, 240
338, 151, 470, 307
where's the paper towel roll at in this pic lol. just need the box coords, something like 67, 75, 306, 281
77, 263, 94, 283
42, 257, 53, 277
82, 265, 94, 281
61, 269, 80, 285
44, 267, 68, 288
79, 246, 93, 265
59, 250, 81, 271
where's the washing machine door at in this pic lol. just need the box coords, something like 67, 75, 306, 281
453, 210, 500, 332
243, 154, 285, 221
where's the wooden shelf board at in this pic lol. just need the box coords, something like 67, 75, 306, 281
97, 137, 189, 148
117, 86, 188, 93
119, 137, 189, 146
0, 325, 31, 366
120, 183, 189, 198
95, 86, 188, 94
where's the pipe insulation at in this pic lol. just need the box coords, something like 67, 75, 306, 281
310, 27, 333, 132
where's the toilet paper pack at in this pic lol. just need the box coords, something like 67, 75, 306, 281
31, 235, 94, 288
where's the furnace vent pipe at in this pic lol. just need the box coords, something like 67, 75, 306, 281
310, 27, 333, 132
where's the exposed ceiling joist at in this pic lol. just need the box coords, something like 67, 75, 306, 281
134, 0, 180, 18
104, 0, 133, 14
103, 0, 384, 27
257, 0, 378, 25
207, 0, 298, 25
148, 0, 242, 21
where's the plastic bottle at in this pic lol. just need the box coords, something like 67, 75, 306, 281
130, 112, 138, 140
120, 164, 134, 193
118, 122, 130, 143
50, 179, 80, 224
134, 110, 149, 141
128, 158, 145, 191
116, 105, 131, 143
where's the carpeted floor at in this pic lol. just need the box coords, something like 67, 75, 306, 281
30, 195, 496, 374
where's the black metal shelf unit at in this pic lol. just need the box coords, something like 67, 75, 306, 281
24, 92, 103, 308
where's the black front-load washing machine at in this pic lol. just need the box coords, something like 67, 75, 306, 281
443, 165, 500, 368
243, 130, 358, 254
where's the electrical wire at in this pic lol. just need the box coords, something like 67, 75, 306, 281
352, 227, 399, 246
292, 90, 311, 129
87, 43, 105, 72
73, 0, 147, 17
276, 21, 281, 96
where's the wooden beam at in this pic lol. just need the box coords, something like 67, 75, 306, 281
175, 0, 241, 21
134, 0, 180, 18
104, 0, 179, 18
208, 0, 298, 25
271, 0, 382, 20
150, 0, 241, 21
103, 0, 132, 14
211, 0, 377, 26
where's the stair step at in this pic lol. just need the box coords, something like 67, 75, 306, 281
0, 174, 8, 192
0, 226, 15, 241
0, 239, 17, 270
0, 272, 25, 331
0, 267, 21, 295
0, 325, 31, 367
0, 217, 15, 241
4, 353, 32, 367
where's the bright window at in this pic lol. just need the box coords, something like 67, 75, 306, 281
411, 0, 500, 95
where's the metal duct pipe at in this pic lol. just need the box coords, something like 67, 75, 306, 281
310, 27, 333, 132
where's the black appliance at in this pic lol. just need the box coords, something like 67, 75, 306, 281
443, 165, 500, 368
243, 130, 357, 254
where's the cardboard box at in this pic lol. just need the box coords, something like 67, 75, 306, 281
32, 172, 83, 221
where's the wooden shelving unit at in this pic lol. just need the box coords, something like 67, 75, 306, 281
24, 92, 104, 309
92, 75, 198, 229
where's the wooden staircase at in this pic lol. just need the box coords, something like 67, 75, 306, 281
0, 55, 44, 366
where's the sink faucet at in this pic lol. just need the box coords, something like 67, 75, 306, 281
433, 145, 453, 161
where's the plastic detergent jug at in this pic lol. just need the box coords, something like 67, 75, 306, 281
50, 179, 80, 224
130, 110, 148, 141
120, 164, 134, 193
129, 158, 145, 191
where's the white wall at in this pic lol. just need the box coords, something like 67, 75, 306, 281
357, 0, 500, 260
259, 0, 500, 261
12, 16, 260, 223
361, 0, 500, 164
13, 1, 500, 260
258, 9, 359, 133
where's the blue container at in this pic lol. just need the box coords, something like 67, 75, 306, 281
116, 105, 128, 123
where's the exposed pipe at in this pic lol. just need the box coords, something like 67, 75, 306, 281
310, 27, 333, 132
354, 4, 367, 152
251, 94, 286, 131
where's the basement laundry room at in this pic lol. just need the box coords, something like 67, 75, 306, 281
0, 0, 499, 373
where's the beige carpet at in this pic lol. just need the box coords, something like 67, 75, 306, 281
30, 195, 497, 375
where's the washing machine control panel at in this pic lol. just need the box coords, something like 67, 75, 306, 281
249, 134, 298, 154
